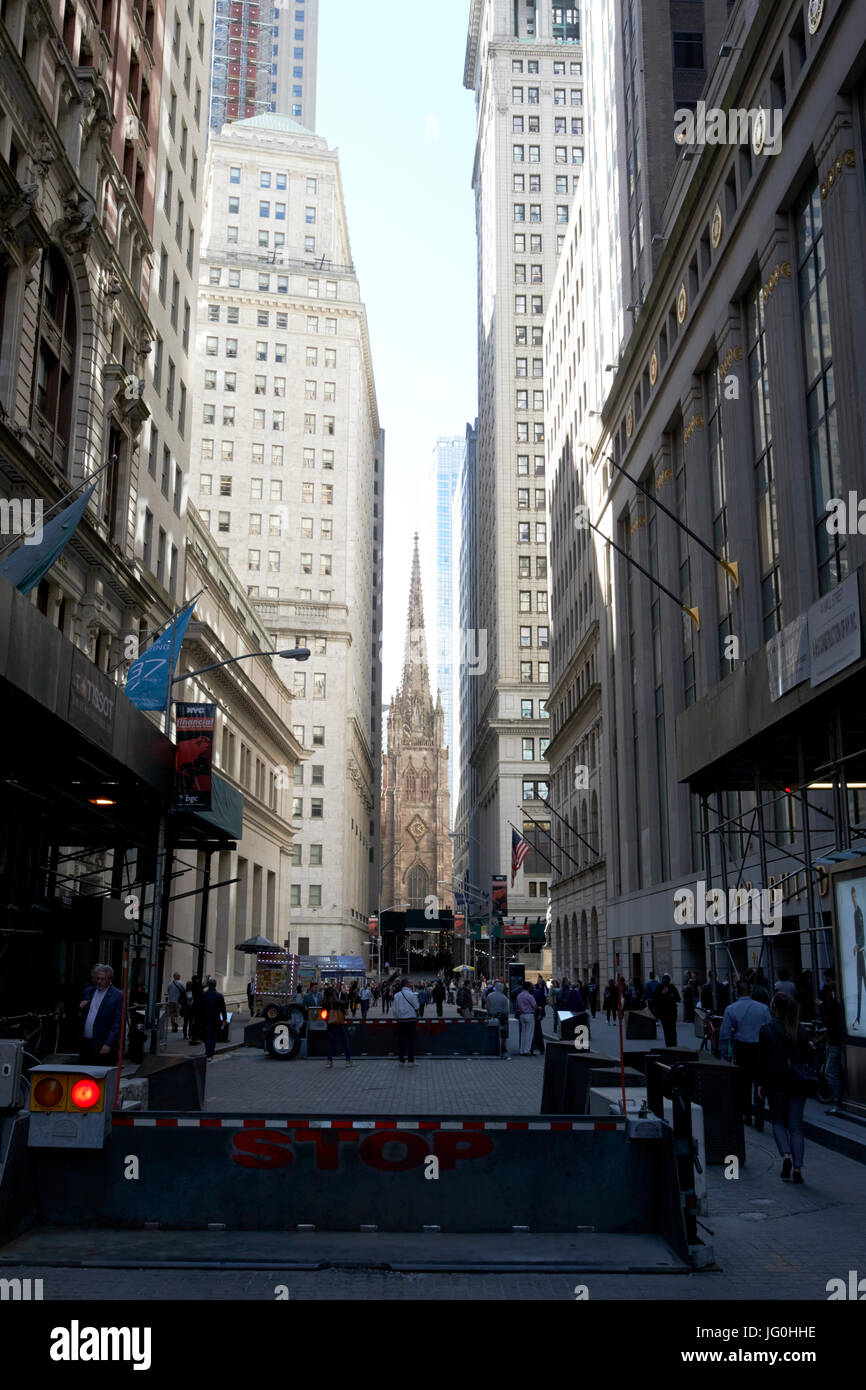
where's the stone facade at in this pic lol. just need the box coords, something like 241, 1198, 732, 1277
381, 537, 452, 916
189, 113, 383, 958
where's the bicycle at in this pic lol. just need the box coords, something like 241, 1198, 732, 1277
695, 1007, 724, 1056
801, 1021, 836, 1105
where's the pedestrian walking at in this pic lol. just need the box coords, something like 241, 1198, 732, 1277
392, 978, 420, 1064
199, 977, 227, 1059
323, 984, 353, 1067
757, 993, 813, 1184
719, 979, 771, 1128
485, 980, 510, 1058
417, 982, 429, 1018
166, 972, 184, 1033
456, 979, 473, 1019
773, 967, 797, 1001
187, 975, 204, 1044
359, 983, 372, 1020
432, 978, 446, 1018
603, 979, 618, 1025
348, 982, 360, 1018
750, 968, 771, 1006
181, 980, 194, 1038
246, 976, 256, 1017
642, 971, 659, 1006
652, 974, 681, 1047
818, 967, 843, 1109
515, 981, 537, 1055
531, 979, 547, 1055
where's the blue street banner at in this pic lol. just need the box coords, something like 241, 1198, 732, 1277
125, 602, 195, 711
0, 483, 96, 595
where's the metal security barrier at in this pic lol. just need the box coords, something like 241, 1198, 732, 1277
17, 1111, 694, 1258
305, 1018, 500, 1057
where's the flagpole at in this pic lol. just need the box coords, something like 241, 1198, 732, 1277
144, 598, 186, 1048
107, 589, 207, 678
0, 457, 114, 560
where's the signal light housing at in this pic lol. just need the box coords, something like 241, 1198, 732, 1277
28, 1065, 116, 1149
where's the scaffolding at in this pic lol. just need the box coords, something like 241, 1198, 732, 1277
209, 0, 277, 134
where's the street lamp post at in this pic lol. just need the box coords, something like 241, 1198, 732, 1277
144, 643, 310, 1048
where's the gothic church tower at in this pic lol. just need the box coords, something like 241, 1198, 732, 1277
381, 536, 452, 914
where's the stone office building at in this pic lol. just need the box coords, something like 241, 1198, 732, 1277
583, 0, 866, 995
190, 112, 383, 959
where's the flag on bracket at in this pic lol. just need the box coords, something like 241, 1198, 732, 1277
511, 827, 530, 886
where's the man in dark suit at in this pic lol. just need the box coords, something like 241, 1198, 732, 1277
200, 977, 227, 1058
78, 964, 124, 1064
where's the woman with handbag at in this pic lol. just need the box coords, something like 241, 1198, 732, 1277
757, 992, 815, 1184
323, 984, 353, 1068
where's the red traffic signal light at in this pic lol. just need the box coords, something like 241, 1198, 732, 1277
70, 1078, 101, 1109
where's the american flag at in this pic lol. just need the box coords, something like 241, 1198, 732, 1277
511, 827, 530, 886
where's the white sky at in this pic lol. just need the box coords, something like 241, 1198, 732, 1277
315, 1, 479, 697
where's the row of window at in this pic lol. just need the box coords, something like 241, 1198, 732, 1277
204, 353, 338, 387
228, 169, 318, 194
288, 840, 324, 864
516, 393, 545, 412
201, 444, 334, 472
518, 661, 550, 685
520, 698, 549, 718
205, 323, 337, 357
511, 59, 581, 75
290, 882, 322, 906
513, 154, 581, 182
519, 626, 550, 649
514, 205, 571, 224
201, 476, 335, 502
203, 512, 334, 541
518, 590, 549, 613
142, 509, 179, 595
517, 555, 548, 579
511, 86, 582, 105
291, 672, 326, 697
517, 421, 545, 442
518, 522, 547, 543
521, 736, 551, 760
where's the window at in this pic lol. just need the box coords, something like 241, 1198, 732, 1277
747, 276, 782, 636
556, 205, 569, 223
248, 549, 260, 571
514, 204, 525, 223
521, 661, 533, 682
305, 206, 316, 224
673, 30, 705, 67
312, 725, 324, 746
522, 737, 534, 760
322, 450, 334, 469
528, 87, 539, 104
520, 625, 532, 647
200, 473, 212, 495
529, 145, 540, 162
313, 673, 326, 698
307, 316, 318, 333
321, 484, 333, 504
310, 798, 323, 819
519, 556, 531, 578
274, 378, 285, 398
324, 416, 335, 436
325, 349, 336, 367
225, 338, 238, 358
250, 478, 263, 499
535, 522, 546, 543
796, 182, 842, 593
519, 522, 531, 543
529, 205, 541, 223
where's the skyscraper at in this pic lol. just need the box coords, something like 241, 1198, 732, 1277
462, 0, 582, 919
209, 0, 277, 135
209, 0, 317, 138
273, 0, 318, 127
433, 435, 465, 824
190, 113, 383, 957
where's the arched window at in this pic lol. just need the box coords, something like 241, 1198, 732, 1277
405, 767, 416, 797
419, 769, 431, 799
580, 800, 589, 866
591, 791, 599, 854
406, 862, 428, 909
33, 249, 76, 471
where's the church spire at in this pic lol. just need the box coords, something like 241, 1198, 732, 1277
398, 534, 434, 725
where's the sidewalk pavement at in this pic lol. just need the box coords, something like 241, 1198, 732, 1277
561, 1008, 866, 1162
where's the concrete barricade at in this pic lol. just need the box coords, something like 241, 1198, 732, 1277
23, 1110, 691, 1259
